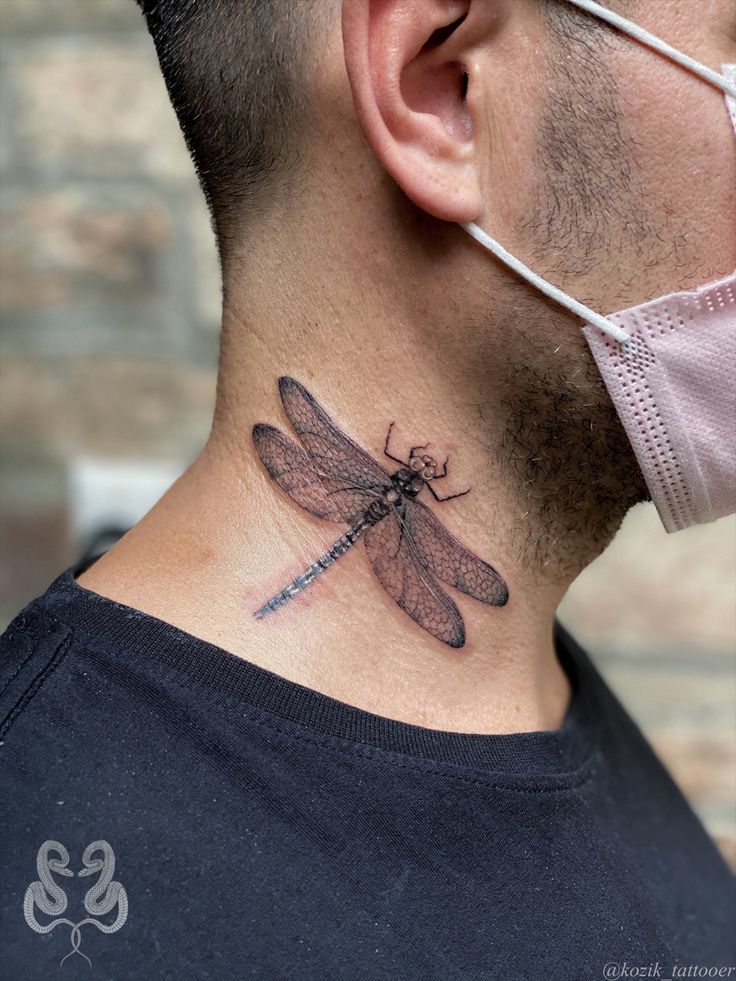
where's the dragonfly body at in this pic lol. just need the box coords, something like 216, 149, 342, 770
253, 502, 384, 620
252, 377, 509, 648
253, 468, 429, 620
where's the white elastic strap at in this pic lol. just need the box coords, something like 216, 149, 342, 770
460, 221, 632, 343
460, 1, 734, 344
564, 0, 736, 98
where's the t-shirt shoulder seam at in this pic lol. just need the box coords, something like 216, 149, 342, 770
0, 608, 74, 740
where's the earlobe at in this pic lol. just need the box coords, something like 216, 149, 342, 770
342, 0, 495, 223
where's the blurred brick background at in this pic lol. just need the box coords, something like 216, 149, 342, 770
1, 0, 734, 868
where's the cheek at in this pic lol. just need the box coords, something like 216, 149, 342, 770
618, 52, 736, 289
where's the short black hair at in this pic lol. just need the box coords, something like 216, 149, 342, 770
134, 0, 333, 262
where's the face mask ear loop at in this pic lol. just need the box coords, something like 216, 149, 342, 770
459, 221, 632, 344
563, 0, 736, 98
460, 5, 736, 344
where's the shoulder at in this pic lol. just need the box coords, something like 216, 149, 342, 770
0, 605, 73, 739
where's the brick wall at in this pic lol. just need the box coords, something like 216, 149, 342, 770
1, 0, 220, 609
1, 0, 734, 868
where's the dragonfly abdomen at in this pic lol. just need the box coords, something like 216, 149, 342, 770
253, 503, 389, 620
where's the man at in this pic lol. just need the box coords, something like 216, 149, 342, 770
1, 0, 734, 977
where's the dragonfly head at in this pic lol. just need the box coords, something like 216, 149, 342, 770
409, 452, 437, 481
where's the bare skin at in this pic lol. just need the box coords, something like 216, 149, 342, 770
77, 0, 736, 734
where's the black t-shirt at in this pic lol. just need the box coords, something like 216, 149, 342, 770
1, 561, 733, 981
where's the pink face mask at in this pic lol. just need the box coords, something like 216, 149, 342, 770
461, 1, 736, 534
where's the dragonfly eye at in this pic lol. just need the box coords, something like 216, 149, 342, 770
410, 457, 423, 472
423, 455, 434, 466
421, 466, 435, 480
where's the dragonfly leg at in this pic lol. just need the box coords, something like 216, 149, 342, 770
428, 455, 470, 497
434, 455, 450, 479
383, 421, 406, 465
409, 442, 429, 458
426, 482, 471, 503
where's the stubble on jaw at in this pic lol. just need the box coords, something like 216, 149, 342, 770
493, 312, 651, 580
487, 4, 670, 578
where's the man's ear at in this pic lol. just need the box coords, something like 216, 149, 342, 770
341, 0, 509, 223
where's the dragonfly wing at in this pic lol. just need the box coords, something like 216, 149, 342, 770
400, 499, 509, 606
364, 510, 465, 648
253, 423, 378, 523
278, 376, 391, 491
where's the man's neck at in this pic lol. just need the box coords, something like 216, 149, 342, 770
73, 207, 644, 735
71, 295, 617, 737
75, 431, 575, 734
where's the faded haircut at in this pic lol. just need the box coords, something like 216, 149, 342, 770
134, 0, 336, 261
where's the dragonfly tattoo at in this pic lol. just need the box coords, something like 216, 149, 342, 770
251, 377, 509, 648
